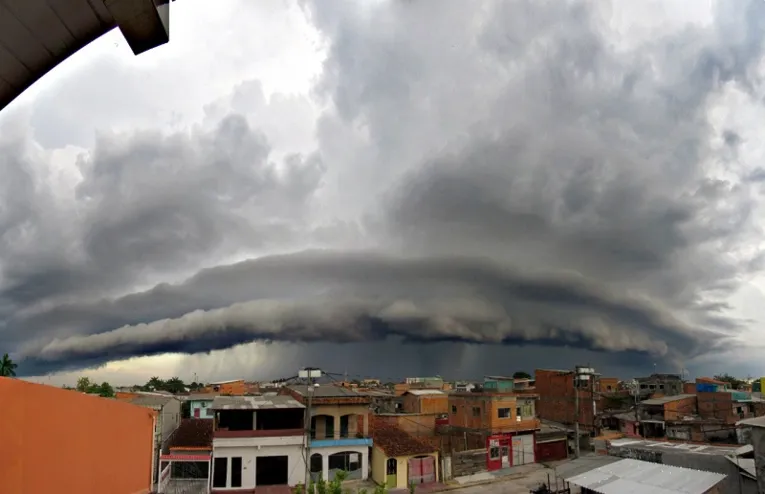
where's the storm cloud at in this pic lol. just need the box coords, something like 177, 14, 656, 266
4, 0, 765, 378
19, 251, 722, 374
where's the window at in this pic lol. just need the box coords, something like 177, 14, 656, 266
451, 405, 457, 414
202, 402, 207, 408
206, 408, 214, 417
606, 385, 612, 391
498, 408, 510, 418
231, 457, 242, 488
472, 407, 480, 417
516, 407, 522, 422
213, 457, 227, 488
489, 446, 500, 460
386, 458, 397, 475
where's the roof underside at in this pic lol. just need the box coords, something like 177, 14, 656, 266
0, 0, 171, 112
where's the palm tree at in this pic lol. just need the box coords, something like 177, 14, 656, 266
0, 353, 18, 377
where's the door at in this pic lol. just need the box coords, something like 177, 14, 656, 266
386, 458, 397, 488
408, 457, 423, 485
501, 441, 510, 469
419, 456, 436, 484
512, 434, 535, 465
193, 408, 200, 418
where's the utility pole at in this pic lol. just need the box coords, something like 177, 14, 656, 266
574, 369, 580, 459
300, 367, 322, 487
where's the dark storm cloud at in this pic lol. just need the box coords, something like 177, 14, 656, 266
0, 113, 324, 312
19, 251, 724, 374
5, 0, 765, 377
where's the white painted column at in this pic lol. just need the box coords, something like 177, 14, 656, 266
361, 448, 369, 480
322, 452, 329, 481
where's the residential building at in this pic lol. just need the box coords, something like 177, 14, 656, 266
453, 382, 476, 393
448, 389, 539, 468
607, 437, 755, 494
370, 420, 439, 489
158, 419, 214, 493
637, 394, 697, 438
599, 377, 619, 393
0, 378, 155, 494
535, 368, 600, 434
696, 377, 731, 393
187, 392, 216, 419
561, 457, 726, 494
634, 373, 684, 397
283, 385, 372, 482
534, 420, 570, 462
124, 393, 182, 487
368, 389, 403, 414
211, 395, 306, 491
401, 389, 448, 415
738, 415, 765, 493
205, 379, 247, 395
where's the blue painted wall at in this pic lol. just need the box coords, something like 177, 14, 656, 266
190, 399, 214, 419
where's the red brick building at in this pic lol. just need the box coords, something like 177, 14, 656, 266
535, 369, 601, 433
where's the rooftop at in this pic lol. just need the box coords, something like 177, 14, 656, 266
288, 385, 368, 398
696, 377, 727, 386
212, 395, 304, 410
169, 419, 214, 450
405, 389, 445, 396
640, 394, 696, 406
209, 379, 243, 385
555, 455, 621, 480
183, 393, 219, 401
566, 458, 725, 494
736, 415, 765, 428
372, 421, 436, 457
484, 375, 514, 381
129, 394, 177, 408
608, 438, 742, 456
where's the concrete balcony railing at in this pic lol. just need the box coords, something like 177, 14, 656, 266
214, 428, 303, 438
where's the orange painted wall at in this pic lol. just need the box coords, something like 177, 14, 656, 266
448, 393, 539, 433
402, 393, 448, 414
204, 380, 246, 395
0, 378, 155, 494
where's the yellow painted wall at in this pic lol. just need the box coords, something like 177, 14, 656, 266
371, 445, 387, 485
371, 446, 440, 489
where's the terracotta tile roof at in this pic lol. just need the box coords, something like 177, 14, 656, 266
371, 419, 436, 457
169, 419, 214, 449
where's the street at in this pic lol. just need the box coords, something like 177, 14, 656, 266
448, 464, 571, 494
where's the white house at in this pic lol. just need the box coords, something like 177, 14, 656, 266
128, 394, 182, 488
211, 395, 307, 491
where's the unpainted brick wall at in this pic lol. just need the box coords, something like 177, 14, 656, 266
451, 449, 487, 477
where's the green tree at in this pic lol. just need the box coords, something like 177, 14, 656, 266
146, 376, 164, 391
76, 376, 92, 392
164, 377, 186, 394
0, 353, 18, 377
513, 371, 532, 380
97, 382, 115, 398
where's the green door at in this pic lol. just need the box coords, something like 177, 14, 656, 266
386, 458, 397, 488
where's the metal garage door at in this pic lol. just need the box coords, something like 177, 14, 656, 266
512, 434, 535, 465
408, 456, 436, 484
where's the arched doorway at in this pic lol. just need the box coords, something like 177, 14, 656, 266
386, 458, 397, 488
310, 453, 323, 482
310, 414, 335, 439
328, 451, 362, 480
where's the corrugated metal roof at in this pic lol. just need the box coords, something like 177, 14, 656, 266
640, 394, 696, 405
737, 415, 765, 428
212, 395, 304, 410
555, 456, 622, 480
130, 394, 177, 408
566, 458, 725, 494
405, 389, 445, 396
288, 385, 369, 398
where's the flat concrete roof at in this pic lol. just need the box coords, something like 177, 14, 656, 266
640, 394, 696, 405
0, 0, 171, 112
212, 395, 304, 411
609, 438, 742, 456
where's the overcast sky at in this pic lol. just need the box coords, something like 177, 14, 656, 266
4, 0, 765, 386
